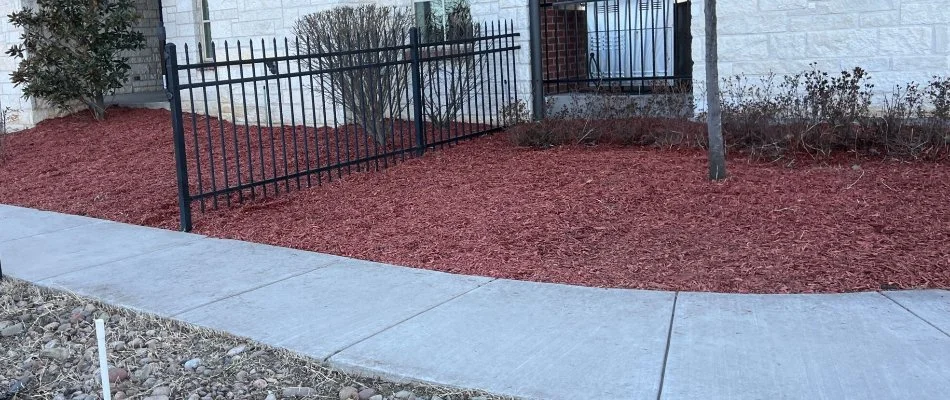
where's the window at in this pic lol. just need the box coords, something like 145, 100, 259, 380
414, 0, 472, 42
197, 0, 213, 59
587, 0, 675, 79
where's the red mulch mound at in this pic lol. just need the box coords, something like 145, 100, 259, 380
2, 108, 949, 293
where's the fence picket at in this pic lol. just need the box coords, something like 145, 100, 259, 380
165, 23, 521, 232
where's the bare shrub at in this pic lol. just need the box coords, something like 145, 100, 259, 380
419, 2, 486, 127
718, 73, 795, 159
929, 76, 950, 120
294, 5, 413, 145
508, 82, 699, 148
719, 66, 948, 160
499, 100, 530, 126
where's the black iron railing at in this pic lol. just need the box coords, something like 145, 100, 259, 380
165, 22, 520, 231
534, 0, 691, 95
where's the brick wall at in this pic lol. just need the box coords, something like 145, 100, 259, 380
541, 6, 589, 93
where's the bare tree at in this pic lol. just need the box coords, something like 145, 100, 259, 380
0, 102, 9, 163
705, 0, 727, 180
294, 5, 413, 145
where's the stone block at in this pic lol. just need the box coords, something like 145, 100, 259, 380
806, 29, 880, 58
877, 26, 934, 55
901, 3, 950, 24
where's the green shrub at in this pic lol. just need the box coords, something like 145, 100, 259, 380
6, 0, 145, 120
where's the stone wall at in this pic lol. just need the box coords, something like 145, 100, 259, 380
0, 0, 34, 131
690, 0, 950, 110
116, 0, 165, 95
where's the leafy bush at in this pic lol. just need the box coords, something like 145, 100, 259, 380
6, 0, 145, 120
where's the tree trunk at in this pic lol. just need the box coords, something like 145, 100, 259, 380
85, 94, 107, 121
704, 0, 727, 180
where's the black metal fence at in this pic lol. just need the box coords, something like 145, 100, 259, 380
164, 22, 520, 231
532, 0, 691, 97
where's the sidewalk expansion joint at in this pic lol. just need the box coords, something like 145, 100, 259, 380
35, 239, 198, 282
0, 220, 106, 244
655, 291, 679, 400
322, 277, 499, 363
879, 291, 950, 339
170, 261, 338, 318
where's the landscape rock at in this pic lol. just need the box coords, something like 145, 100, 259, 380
235, 370, 248, 382
226, 345, 246, 356
358, 388, 376, 400
251, 379, 268, 389
39, 347, 69, 362
264, 394, 277, 400
1, 322, 25, 337
68, 311, 85, 324
394, 391, 413, 399
152, 386, 171, 396
133, 364, 154, 381
338, 386, 359, 400
183, 358, 202, 370
284, 387, 317, 397
109, 368, 130, 383
4, 375, 30, 397
369, 395, 383, 400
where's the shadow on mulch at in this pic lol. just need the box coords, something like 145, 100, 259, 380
1, 107, 948, 293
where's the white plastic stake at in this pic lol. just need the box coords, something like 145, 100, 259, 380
95, 319, 113, 400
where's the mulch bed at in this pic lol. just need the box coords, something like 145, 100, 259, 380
2, 107, 949, 293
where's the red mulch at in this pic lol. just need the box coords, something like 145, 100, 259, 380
2, 107, 949, 293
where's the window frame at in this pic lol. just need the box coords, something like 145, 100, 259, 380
414, 0, 470, 43
197, 0, 213, 60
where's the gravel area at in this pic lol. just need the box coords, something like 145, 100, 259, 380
0, 278, 507, 400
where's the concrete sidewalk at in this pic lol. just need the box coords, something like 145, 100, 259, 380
2, 204, 948, 400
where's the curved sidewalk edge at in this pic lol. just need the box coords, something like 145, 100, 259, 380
2, 204, 948, 400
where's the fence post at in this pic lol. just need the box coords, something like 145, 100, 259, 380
529, 0, 545, 120
409, 28, 427, 155
164, 43, 193, 232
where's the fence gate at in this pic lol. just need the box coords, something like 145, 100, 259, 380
164, 22, 520, 231
529, 0, 692, 117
